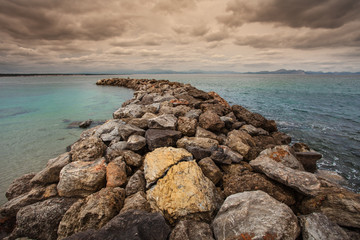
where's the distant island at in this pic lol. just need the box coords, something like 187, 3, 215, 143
1, 69, 359, 76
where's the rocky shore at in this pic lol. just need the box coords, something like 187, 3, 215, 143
1, 78, 359, 240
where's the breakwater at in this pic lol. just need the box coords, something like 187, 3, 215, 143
1, 78, 359, 239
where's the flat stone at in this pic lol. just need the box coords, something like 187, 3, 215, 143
148, 114, 177, 130
106, 157, 127, 188
147, 161, 221, 223
212, 190, 300, 240
250, 156, 321, 196
57, 187, 125, 239
64, 210, 171, 240
9, 197, 77, 240
31, 152, 70, 184
199, 110, 225, 132
198, 157, 223, 185
57, 158, 107, 197
144, 147, 193, 187
169, 220, 214, 240
70, 136, 107, 162
126, 134, 146, 151
120, 191, 151, 214
145, 129, 182, 151
5, 173, 35, 201
125, 170, 146, 196
299, 212, 350, 240
295, 152, 322, 173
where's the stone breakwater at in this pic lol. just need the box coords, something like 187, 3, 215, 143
0, 78, 359, 240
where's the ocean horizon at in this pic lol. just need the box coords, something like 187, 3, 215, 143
0, 73, 359, 204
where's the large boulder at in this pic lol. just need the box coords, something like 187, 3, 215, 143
144, 147, 193, 187
250, 156, 321, 196
106, 157, 127, 188
9, 197, 77, 240
31, 153, 71, 184
169, 220, 214, 240
57, 187, 125, 239
212, 191, 300, 240
125, 170, 146, 196
57, 158, 107, 197
145, 129, 182, 151
70, 137, 107, 162
258, 145, 304, 171
64, 210, 171, 240
148, 114, 177, 130
147, 161, 221, 223
299, 212, 350, 240
225, 129, 255, 156
5, 173, 35, 201
199, 110, 224, 132
299, 180, 360, 228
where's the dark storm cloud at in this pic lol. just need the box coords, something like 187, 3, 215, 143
219, 0, 360, 29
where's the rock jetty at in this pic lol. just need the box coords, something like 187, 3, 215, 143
1, 78, 359, 240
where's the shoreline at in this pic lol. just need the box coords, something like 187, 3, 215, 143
1, 78, 359, 239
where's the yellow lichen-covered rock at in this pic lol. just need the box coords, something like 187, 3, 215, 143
147, 161, 221, 223
144, 147, 193, 187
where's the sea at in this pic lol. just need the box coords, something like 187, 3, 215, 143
0, 74, 359, 204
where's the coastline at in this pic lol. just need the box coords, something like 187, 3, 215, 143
1, 78, 359, 239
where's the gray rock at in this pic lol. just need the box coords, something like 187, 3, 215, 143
126, 135, 146, 151
120, 191, 150, 214
153, 93, 176, 103
106, 141, 128, 157
118, 124, 145, 140
113, 104, 144, 119
185, 109, 202, 119
93, 119, 124, 137
241, 124, 269, 136
159, 105, 191, 117
177, 137, 219, 160
148, 114, 177, 130
169, 220, 214, 240
31, 153, 70, 184
100, 128, 120, 142
145, 129, 182, 151
64, 210, 171, 240
250, 156, 321, 196
57, 187, 125, 239
1, 184, 57, 218
198, 157, 222, 185
57, 158, 107, 197
79, 119, 92, 128
70, 136, 107, 162
5, 173, 35, 201
212, 191, 300, 240
9, 197, 77, 240
299, 212, 350, 240
258, 145, 305, 171
125, 170, 146, 196
199, 110, 225, 132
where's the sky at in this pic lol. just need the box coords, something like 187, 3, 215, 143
0, 0, 360, 73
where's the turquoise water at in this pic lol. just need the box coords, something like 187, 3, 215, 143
0, 74, 359, 204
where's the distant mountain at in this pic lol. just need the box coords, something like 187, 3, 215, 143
244, 69, 360, 75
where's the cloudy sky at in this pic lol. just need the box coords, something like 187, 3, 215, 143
0, 0, 359, 73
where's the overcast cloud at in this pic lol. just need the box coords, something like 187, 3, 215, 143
0, 0, 359, 73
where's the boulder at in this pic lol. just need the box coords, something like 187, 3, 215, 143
222, 172, 296, 206
99, 128, 120, 142
57, 187, 125, 239
184, 109, 202, 119
199, 110, 225, 132
147, 161, 221, 223
113, 104, 144, 119
120, 150, 143, 167
125, 170, 146, 196
105, 141, 128, 157
258, 145, 305, 171
144, 147, 193, 187
128, 118, 148, 129
209, 146, 232, 165
93, 119, 124, 138
106, 157, 127, 188
9, 197, 77, 240
271, 131, 292, 145
79, 119, 92, 128
31, 153, 70, 184
64, 210, 171, 240
225, 129, 255, 156
118, 124, 145, 140
240, 124, 269, 136
153, 93, 176, 103
126, 135, 146, 151
57, 158, 107, 197
159, 105, 191, 117
250, 156, 321, 196
145, 129, 182, 151
169, 220, 214, 240
212, 191, 300, 240
1, 184, 57, 218
70, 136, 107, 162
220, 145, 244, 163
295, 152, 322, 173
148, 114, 177, 130
299, 212, 350, 240
299, 180, 360, 228
198, 157, 223, 185
177, 116, 197, 136
120, 191, 151, 214
208, 91, 231, 109
195, 126, 222, 143
200, 103, 229, 116
5, 173, 35, 201
177, 137, 219, 160
315, 169, 348, 186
